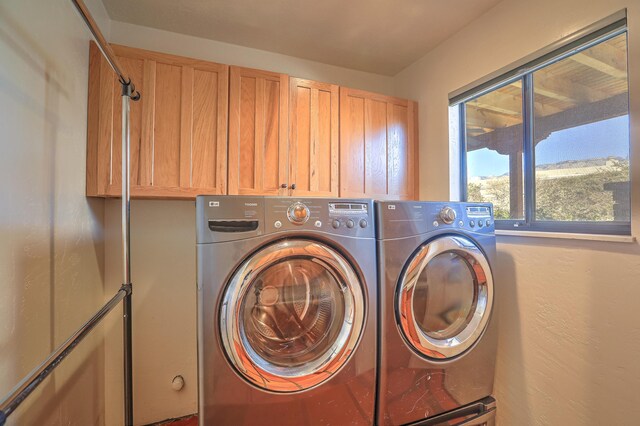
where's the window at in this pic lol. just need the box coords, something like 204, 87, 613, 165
452, 15, 630, 235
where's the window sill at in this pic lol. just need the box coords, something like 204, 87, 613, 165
496, 229, 636, 243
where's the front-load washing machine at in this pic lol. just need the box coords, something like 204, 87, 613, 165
196, 196, 377, 426
375, 201, 497, 426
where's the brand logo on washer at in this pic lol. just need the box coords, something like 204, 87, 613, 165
209, 201, 219, 207
244, 203, 258, 207
388, 205, 396, 210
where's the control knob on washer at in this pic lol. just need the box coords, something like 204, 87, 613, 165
439, 206, 457, 224
287, 202, 310, 225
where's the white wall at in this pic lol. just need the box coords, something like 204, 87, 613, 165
101, 22, 395, 425
104, 200, 197, 425
394, 0, 640, 424
0, 0, 110, 424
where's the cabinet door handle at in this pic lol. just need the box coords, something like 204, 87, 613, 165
280, 183, 288, 189
290, 183, 296, 190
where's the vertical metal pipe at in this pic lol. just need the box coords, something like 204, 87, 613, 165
122, 94, 131, 286
121, 89, 133, 426
123, 294, 133, 425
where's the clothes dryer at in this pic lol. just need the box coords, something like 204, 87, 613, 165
376, 201, 497, 425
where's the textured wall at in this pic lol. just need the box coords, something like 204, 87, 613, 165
394, 0, 640, 424
0, 0, 110, 424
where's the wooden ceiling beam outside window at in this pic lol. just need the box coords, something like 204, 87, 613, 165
465, 107, 522, 129
570, 41, 627, 80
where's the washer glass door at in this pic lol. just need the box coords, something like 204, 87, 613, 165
220, 239, 365, 392
397, 235, 493, 359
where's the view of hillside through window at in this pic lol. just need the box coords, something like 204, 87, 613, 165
465, 32, 630, 224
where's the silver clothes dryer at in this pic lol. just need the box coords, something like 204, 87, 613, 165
375, 201, 498, 426
196, 196, 377, 426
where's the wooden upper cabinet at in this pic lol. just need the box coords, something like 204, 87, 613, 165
288, 78, 339, 197
339, 87, 419, 200
86, 42, 228, 198
228, 66, 288, 195
87, 43, 420, 200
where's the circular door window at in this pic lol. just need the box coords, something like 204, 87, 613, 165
397, 235, 493, 359
220, 239, 365, 392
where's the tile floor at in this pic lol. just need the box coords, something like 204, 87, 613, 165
149, 415, 197, 426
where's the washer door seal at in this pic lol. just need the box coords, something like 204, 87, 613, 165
220, 239, 365, 392
397, 235, 493, 360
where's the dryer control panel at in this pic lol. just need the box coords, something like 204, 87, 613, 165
375, 201, 494, 240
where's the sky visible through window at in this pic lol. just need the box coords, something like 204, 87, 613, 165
467, 115, 629, 178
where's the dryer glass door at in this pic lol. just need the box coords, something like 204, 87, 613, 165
220, 239, 365, 392
397, 235, 493, 359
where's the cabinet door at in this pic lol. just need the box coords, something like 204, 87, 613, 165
288, 78, 339, 197
86, 42, 228, 199
87, 42, 145, 197
339, 87, 418, 200
228, 66, 288, 195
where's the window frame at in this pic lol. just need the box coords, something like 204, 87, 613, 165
453, 13, 631, 236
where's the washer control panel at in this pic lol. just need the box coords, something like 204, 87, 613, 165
266, 199, 373, 237
197, 196, 374, 240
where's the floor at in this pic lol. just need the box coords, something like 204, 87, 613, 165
148, 415, 197, 426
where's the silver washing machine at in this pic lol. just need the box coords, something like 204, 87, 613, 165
196, 196, 377, 426
375, 201, 497, 426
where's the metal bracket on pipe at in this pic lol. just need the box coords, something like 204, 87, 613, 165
120, 78, 141, 101
121, 283, 132, 296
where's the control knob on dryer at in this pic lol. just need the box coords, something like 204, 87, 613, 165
439, 206, 457, 224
